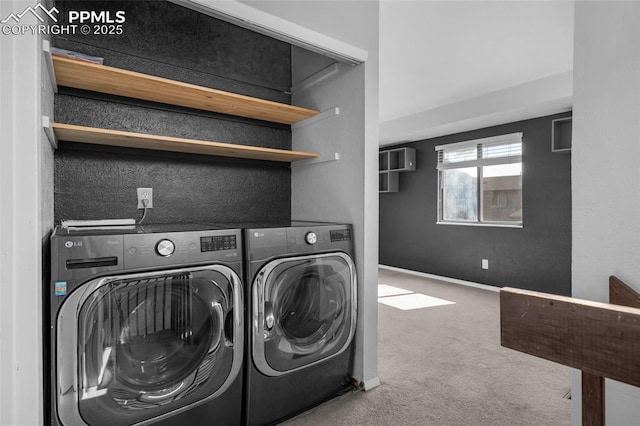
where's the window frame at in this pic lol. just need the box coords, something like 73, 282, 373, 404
436, 132, 523, 228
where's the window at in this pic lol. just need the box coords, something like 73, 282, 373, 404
436, 133, 522, 227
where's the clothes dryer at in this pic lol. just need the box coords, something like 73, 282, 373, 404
243, 221, 357, 425
48, 224, 244, 426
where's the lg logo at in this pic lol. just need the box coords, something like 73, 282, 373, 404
65, 241, 82, 248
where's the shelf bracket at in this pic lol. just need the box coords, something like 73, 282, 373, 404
292, 107, 340, 130
291, 106, 341, 167
43, 39, 58, 93
42, 116, 58, 149
291, 152, 340, 168
290, 63, 340, 95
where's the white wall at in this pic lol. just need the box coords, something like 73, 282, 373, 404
0, 1, 54, 424
572, 1, 640, 424
379, 70, 572, 145
241, 0, 381, 388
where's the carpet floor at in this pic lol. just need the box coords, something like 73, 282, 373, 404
281, 267, 572, 426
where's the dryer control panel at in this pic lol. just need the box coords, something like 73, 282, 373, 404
330, 228, 352, 242
200, 235, 237, 252
244, 223, 353, 260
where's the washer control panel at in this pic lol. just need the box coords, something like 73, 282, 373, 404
200, 235, 237, 252
52, 226, 243, 281
123, 229, 241, 269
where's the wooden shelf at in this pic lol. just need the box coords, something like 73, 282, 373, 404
53, 123, 320, 163
52, 55, 320, 125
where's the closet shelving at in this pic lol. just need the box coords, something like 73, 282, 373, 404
51, 55, 322, 162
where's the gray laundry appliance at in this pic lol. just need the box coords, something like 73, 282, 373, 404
242, 221, 357, 425
47, 224, 244, 426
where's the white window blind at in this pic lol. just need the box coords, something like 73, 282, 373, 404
435, 132, 522, 170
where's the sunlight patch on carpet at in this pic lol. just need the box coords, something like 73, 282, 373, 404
377, 285, 455, 310
378, 284, 413, 297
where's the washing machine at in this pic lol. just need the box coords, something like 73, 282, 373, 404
243, 221, 357, 425
47, 224, 244, 426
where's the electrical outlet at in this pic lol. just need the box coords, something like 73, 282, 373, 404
482, 259, 489, 270
137, 188, 153, 209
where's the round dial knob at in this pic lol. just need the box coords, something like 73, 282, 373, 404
156, 239, 175, 257
305, 231, 318, 245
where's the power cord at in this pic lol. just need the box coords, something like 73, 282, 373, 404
138, 198, 149, 224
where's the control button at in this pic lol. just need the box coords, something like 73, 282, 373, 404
156, 239, 175, 257
305, 231, 318, 245
189, 243, 197, 250
128, 247, 137, 254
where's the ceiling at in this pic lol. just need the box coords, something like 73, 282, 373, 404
379, 0, 575, 145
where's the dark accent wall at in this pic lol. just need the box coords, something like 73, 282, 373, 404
379, 113, 572, 295
53, 0, 292, 224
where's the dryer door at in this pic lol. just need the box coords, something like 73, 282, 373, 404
252, 252, 356, 376
56, 265, 243, 426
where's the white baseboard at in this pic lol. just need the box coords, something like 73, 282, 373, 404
362, 376, 381, 391
378, 265, 500, 293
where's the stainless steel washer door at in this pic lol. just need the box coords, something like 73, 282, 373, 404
252, 253, 356, 376
56, 265, 243, 426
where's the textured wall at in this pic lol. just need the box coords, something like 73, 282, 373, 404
53, 0, 292, 224
379, 112, 572, 295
